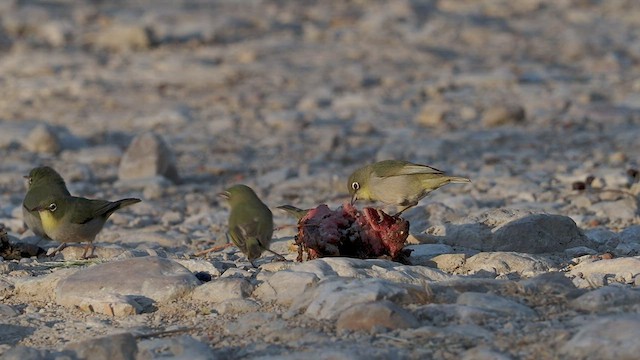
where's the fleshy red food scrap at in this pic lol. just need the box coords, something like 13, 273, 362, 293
294, 203, 411, 263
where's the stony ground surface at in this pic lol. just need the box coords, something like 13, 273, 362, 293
1, 0, 640, 359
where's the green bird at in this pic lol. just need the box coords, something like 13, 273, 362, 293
29, 195, 141, 258
23, 166, 71, 239
348, 160, 471, 215
219, 184, 284, 266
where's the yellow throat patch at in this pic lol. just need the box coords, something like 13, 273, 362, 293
39, 210, 58, 234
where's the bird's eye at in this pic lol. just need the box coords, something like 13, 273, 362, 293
28, 178, 33, 185
48, 203, 57, 212
351, 182, 360, 190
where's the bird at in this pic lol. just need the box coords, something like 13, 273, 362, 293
22, 166, 71, 239
219, 184, 284, 266
29, 195, 141, 259
348, 160, 471, 215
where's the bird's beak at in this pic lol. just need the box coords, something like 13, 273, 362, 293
350, 194, 357, 205
218, 191, 230, 200
23, 175, 30, 179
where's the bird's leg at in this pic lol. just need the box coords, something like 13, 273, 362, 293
49, 243, 68, 256
264, 248, 287, 262
193, 243, 233, 257
81, 243, 96, 259
393, 204, 417, 217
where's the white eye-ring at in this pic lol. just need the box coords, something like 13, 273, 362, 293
48, 203, 57, 212
351, 182, 360, 191
28, 178, 33, 185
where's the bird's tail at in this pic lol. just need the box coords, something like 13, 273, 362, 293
102, 198, 141, 217
276, 205, 309, 221
445, 176, 471, 184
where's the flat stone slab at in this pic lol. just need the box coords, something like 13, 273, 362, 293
55, 256, 201, 312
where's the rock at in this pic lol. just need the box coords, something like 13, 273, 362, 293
86, 23, 150, 51
615, 225, 640, 255
76, 293, 143, 317
559, 315, 640, 360
336, 300, 419, 332
429, 253, 468, 272
414, 102, 449, 127
137, 335, 214, 360
462, 347, 513, 360
571, 286, 640, 312
406, 244, 455, 265
429, 210, 591, 253
403, 324, 495, 341
481, 104, 526, 127
296, 278, 431, 320
0, 303, 18, 317
414, 303, 497, 324
118, 132, 180, 183
15, 268, 78, 301
225, 312, 282, 336
564, 246, 597, 258
191, 277, 253, 303
253, 270, 319, 305
65, 333, 137, 360
56, 243, 130, 261
456, 292, 536, 317
286, 258, 453, 285
211, 298, 261, 315
23, 124, 61, 154
568, 257, 640, 288
518, 272, 583, 300
460, 252, 558, 278
175, 259, 222, 278
56, 257, 200, 313
591, 198, 638, 222
0, 346, 47, 360
490, 214, 590, 253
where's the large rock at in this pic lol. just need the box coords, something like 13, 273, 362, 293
568, 256, 640, 288
137, 335, 215, 360
460, 252, 558, 277
191, 277, 253, 303
295, 278, 431, 320
23, 124, 61, 154
560, 315, 640, 359
427, 209, 592, 253
64, 333, 137, 360
285, 257, 454, 286
571, 286, 640, 312
56, 257, 200, 314
253, 270, 320, 305
15, 268, 78, 301
456, 292, 536, 317
118, 132, 180, 183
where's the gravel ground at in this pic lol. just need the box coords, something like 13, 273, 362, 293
0, 1, 639, 359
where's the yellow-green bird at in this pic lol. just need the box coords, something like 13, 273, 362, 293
348, 160, 471, 215
219, 184, 284, 266
23, 166, 71, 239
29, 195, 141, 258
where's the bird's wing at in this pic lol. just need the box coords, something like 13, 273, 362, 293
374, 161, 444, 178
228, 225, 248, 250
69, 198, 118, 224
